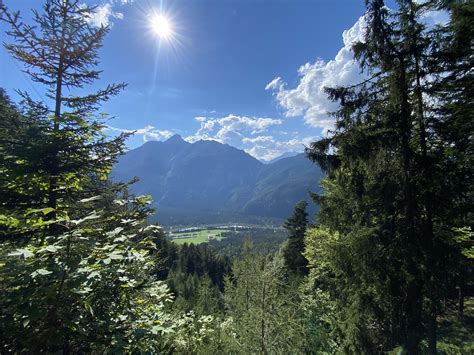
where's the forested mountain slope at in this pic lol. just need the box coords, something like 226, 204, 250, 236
112, 135, 323, 222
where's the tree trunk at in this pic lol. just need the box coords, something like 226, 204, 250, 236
48, 11, 66, 218
411, 8, 438, 352
458, 284, 464, 321
399, 56, 422, 355
427, 306, 437, 355
261, 280, 266, 354
48, 63, 62, 214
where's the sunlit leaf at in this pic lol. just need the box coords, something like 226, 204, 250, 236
8, 248, 34, 258
79, 196, 102, 203
26, 207, 55, 215
70, 211, 101, 225
31, 269, 52, 278
38, 245, 61, 253
106, 227, 124, 237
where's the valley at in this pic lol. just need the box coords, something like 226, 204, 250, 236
165, 224, 287, 255
112, 135, 324, 225
169, 227, 226, 244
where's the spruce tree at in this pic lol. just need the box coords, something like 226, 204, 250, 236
282, 200, 309, 274
224, 242, 306, 353
0, 89, 52, 240
0, 1, 176, 351
1, 0, 127, 228
430, 0, 474, 325
305, 0, 470, 352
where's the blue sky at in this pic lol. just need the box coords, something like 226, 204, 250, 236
0, 0, 445, 160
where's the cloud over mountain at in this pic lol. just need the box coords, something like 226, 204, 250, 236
181, 114, 318, 161
105, 125, 174, 142
243, 136, 316, 162
106, 114, 316, 161
186, 114, 283, 145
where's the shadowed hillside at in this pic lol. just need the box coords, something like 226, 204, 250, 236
112, 135, 323, 223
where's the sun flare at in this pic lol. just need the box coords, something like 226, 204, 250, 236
150, 14, 172, 39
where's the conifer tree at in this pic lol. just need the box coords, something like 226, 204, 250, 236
282, 200, 309, 274
224, 241, 306, 353
305, 0, 470, 352
429, 0, 474, 325
0, 89, 51, 240
0, 1, 176, 351
1, 0, 128, 229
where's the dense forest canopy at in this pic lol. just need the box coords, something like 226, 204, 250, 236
0, 0, 472, 353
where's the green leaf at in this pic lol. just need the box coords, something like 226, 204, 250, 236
74, 287, 93, 294
79, 196, 102, 203
8, 248, 34, 258
38, 245, 61, 253
151, 325, 165, 334
26, 207, 55, 216
31, 269, 52, 278
87, 271, 100, 279
106, 227, 124, 237
108, 251, 124, 260
70, 211, 101, 225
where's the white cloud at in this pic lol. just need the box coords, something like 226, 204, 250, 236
217, 115, 282, 134
242, 135, 274, 144
105, 125, 174, 142
266, 15, 367, 133
189, 118, 217, 142
84, 3, 121, 27
186, 114, 282, 146
413, 0, 449, 26
84, 0, 135, 28
112, 11, 124, 20
136, 126, 174, 142
105, 115, 313, 161
184, 114, 316, 161
243, 135, 317, 162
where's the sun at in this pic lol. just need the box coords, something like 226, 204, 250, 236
150, 14, 172, 39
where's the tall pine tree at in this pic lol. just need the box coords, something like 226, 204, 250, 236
305, 0, 470, 352
282, 200, 309, 275
0, 1, 177, 351
1, 0, 127, 229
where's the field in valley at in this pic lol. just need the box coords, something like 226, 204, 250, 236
170, 228, 227, 244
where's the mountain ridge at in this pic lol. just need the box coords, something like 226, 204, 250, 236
263, 151, 300, 164
112, 136, 323, 225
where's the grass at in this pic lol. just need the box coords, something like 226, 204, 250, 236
171, 229, 226, 244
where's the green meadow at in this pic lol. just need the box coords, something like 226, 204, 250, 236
171, 229, 227, 244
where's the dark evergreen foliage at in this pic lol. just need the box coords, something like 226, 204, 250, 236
166, 243, 231, 313
305, 0, 473, 352
282, 200, 309, 274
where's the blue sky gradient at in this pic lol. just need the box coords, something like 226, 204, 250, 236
2, 0, 423, 160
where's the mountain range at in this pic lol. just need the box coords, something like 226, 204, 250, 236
112, 135, 323, 225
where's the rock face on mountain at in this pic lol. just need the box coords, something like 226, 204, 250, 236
112, 135, 323, 224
